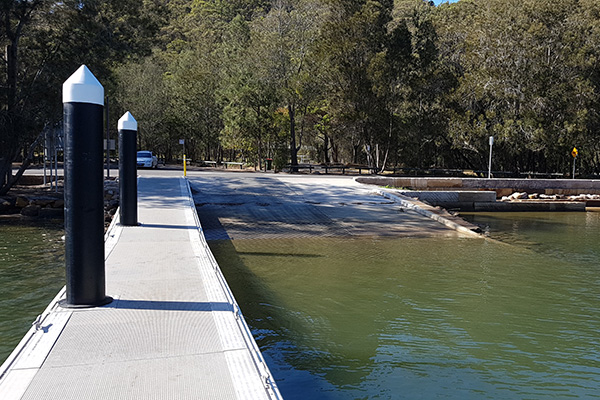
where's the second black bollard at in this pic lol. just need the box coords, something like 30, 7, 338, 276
118, 112, 138, 226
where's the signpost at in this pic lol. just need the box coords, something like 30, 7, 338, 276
179, 139, 186, 176
105, 96, 110, 179
572, 147, 578, 179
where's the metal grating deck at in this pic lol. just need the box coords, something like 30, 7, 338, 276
1, 175, 281, 400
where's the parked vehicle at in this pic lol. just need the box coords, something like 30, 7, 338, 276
137, 151, 158, 168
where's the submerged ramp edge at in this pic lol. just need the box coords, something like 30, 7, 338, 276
375, 188, 482, 238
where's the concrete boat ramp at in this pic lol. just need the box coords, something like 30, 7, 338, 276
0, 175, 281, 399
1, 171, 485, 399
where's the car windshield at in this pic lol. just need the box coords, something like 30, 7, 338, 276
137, 151, 152, 158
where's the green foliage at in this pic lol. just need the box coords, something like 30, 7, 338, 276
441, 0, 600, 173
5, 0, 600, 191
1, 0, 164, 193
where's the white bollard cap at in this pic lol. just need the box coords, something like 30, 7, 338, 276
62, 65, 104, 105
118, 111, 138, 131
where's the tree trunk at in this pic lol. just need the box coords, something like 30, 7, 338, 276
0, 130, 44, 195
7, 43, 17, 112
323, 133, 330, 164
331, 138, 339, 163
289, 103, 298, 170
257, 138, 262, 171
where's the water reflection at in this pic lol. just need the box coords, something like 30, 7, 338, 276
209, 215, 600, 399
0, 219, 64, 363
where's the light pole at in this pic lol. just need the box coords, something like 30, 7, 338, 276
488, 136, 494, 179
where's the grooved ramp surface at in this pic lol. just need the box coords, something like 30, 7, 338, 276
190, 173, 460, 241
15, 176, 277, 400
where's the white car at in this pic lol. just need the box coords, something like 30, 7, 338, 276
137, 151, 158, 168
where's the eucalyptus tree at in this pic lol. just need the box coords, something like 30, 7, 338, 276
165, 46, 223, 162
115, 55, 171, 157
442, 0, 599, 174
0, 0, 165, 194
368, 0, 454, 171
565, 0, 600, 174
318, 0, 393, 166
250, 0, 329, 167
1, 0, 50, 194
218, 15, 281, 167
154, 0, 273, 163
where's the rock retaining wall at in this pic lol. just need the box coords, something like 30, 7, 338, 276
0, 179, 119, 230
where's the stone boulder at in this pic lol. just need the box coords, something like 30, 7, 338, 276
0, 198, 13, 212
15, 196, 29, 208
20, 204, 41, 217
32, 197, 57, 207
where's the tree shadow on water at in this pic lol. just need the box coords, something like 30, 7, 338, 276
190, 179, 381, 399
206, 238, 350, 400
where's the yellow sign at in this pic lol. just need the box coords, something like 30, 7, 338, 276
572, 147, 578, 158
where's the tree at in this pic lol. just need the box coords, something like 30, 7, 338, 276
115, 55, 170, 156
251, 0, 329, 167
1, 0, 49, 194
166, 47, 223, 162
1, 0, 165, 194
218, 15, 280, 167
318, 0, 393, 167
442, 0, 598, 174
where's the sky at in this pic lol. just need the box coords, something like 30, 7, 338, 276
433, 0, 459, 5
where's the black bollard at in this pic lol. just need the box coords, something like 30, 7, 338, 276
60, 65, 112, 308
118, 112, 138, 226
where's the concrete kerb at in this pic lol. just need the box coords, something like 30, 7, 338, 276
375, 188, 483, 238
357, 176, 600, 196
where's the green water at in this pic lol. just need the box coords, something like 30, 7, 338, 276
0, 220, 64, 364
209, 212, 600, 399
1, 213, 599, 398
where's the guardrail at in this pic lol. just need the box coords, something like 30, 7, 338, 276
224, 162, 244, 169
285, 164, 379, 174
198, 161, 574, 179
182, 178, 282, 399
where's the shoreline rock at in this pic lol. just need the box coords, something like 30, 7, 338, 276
0, 178, 119, 232
501, 191, 600, 202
